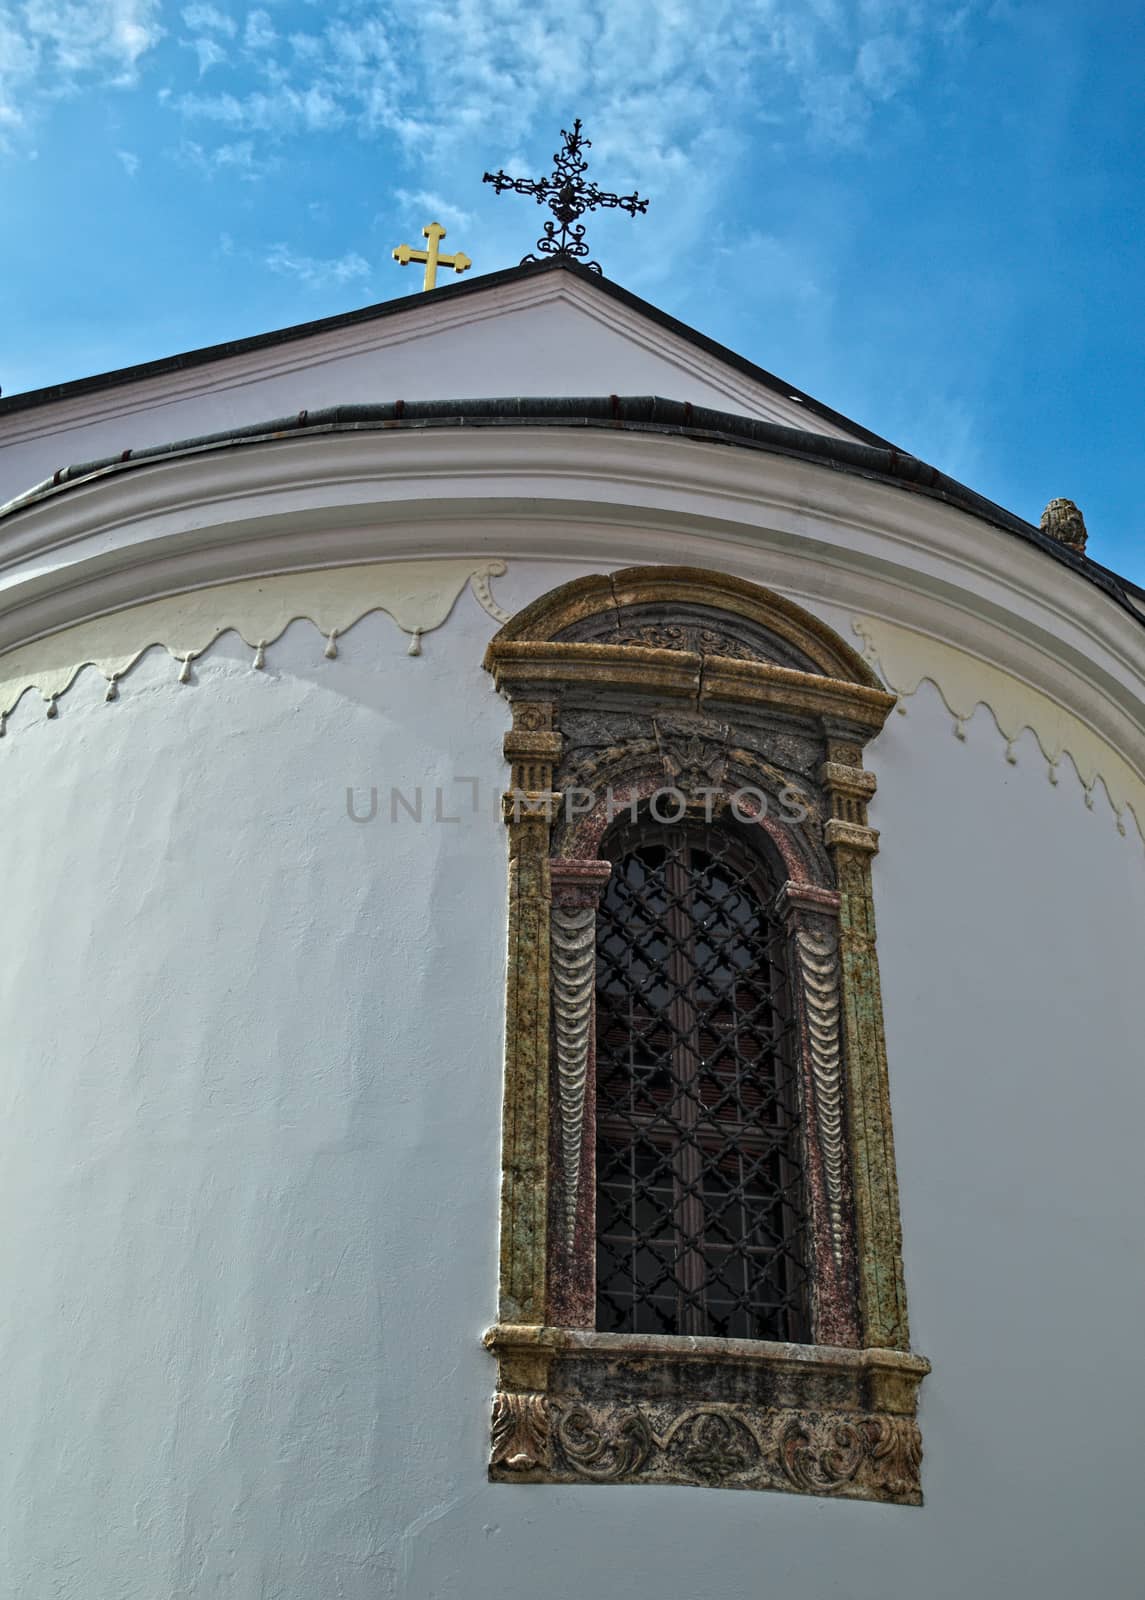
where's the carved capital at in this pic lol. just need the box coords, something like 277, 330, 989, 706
502, 791, 562, 827
503, 729, 563, 761
823, 734, 868, 768
773, 879, 841, 922
509, 701, 557, 732
819, 761, 878, 799
491, 1391, 550, 1474
824, 818, 880, 854
550, 858, 612, 907
503, 700, 561, 807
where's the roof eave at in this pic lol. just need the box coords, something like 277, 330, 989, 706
0, 258, 894, 451
2, 392, 1139, 632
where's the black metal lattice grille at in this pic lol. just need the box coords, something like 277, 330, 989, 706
595, 823, 809, 1342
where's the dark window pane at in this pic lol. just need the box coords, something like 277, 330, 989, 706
594, 821, 809, 1342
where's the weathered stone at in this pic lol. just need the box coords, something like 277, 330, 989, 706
1040, 497, 1088, 553
485, 1326, 929, 1504
486, 566, 925, 1498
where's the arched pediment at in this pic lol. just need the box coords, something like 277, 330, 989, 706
485, 566, 895, 737
488, 566, 884, 687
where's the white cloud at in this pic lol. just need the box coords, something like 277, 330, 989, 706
162, 0, 963, 183
116, 146, 139, 175
265, 243, 372, 290
0, 17, 36, 131
186, 35, 227, 75
174, 81, 346, 132
176, 134, 274, 179
0, 0, 982, 237
154, 0, 986, 307
0, 0, 162, 143
0, 0, 973, 176
856, 33, 916, 100
243, 9, 276, 51
181, 4, 235, 36
19, 0, 162, 82
393, 188, 473, 233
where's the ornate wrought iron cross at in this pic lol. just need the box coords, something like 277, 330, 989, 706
483, 120, 649, 275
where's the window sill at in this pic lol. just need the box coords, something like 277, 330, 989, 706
485, 1323, 930, 1505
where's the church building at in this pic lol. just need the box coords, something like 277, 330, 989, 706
1, 166, 1142, 1598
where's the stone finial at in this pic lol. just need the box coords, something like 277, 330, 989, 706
1040, 498, 1088, 553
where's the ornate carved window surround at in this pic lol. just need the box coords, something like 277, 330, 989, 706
483, 567, 929, 1505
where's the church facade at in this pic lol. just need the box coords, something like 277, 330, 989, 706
0, 260, 1142, 1597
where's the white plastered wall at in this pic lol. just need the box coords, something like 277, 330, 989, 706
0, 557, 1142, 1599
0, 284, 851, 506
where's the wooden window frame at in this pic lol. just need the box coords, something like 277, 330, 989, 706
483, 567, 929, 1505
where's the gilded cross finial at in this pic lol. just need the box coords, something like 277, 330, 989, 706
483, 119, 648, 276
392, 221, 472, 291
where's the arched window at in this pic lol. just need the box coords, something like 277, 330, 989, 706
594, 821, 809, 1341
484, 567, 929, 1504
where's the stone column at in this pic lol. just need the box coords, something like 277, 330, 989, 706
498, 701, 562, 1327
821, 740, 910, 1352
548, 858, 613, 1329
774, 879, 860, 1349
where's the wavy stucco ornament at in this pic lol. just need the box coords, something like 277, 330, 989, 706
550, 905, 597, 1246
795, 927, 845, 1267
0, 558, 512, 731
853, 617, 1145, 846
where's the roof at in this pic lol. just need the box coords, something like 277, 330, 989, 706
0, 258, 893, 450
3, 392, 1142, 630
1, 260, 1139, 629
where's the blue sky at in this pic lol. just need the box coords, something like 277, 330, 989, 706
1, 0, 1142, 583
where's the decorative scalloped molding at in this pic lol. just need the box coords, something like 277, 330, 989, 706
4, 426, 1142, 813
0, 558, 510, 731
854, 616, 1145, 845
550, 905, 596, 1248
795, 928, 846, 1266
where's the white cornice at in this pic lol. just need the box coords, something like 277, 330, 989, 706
0, 426, 1141, 790
0, 275, 854, 455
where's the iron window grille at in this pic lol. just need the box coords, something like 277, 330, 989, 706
594, 819, 810, 1343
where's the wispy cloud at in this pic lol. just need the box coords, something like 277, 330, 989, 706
243, 9, 276, 52
264, 242, 372, 290
146, 0, 983, 310
0, 0, 162, 141
155, 0, 977, 185
173, 82, 347, 133
0, 1, 978, 176
116, 146, 140, 176
23, 0, 162, 81
184, 35, 227, 75
393, 188, 473, 232
181, 3, 235, 36
175, 135, 274, 180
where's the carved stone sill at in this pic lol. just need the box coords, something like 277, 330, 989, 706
486, 1324, 930, 1505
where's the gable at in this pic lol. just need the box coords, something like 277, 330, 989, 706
0, 263, 884, 507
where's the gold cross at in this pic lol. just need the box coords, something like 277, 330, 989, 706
392, 221, 472, 291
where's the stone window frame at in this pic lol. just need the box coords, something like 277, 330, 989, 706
483, 566, 929, 1505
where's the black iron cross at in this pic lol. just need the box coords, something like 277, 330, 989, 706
483, 120, 649, 276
